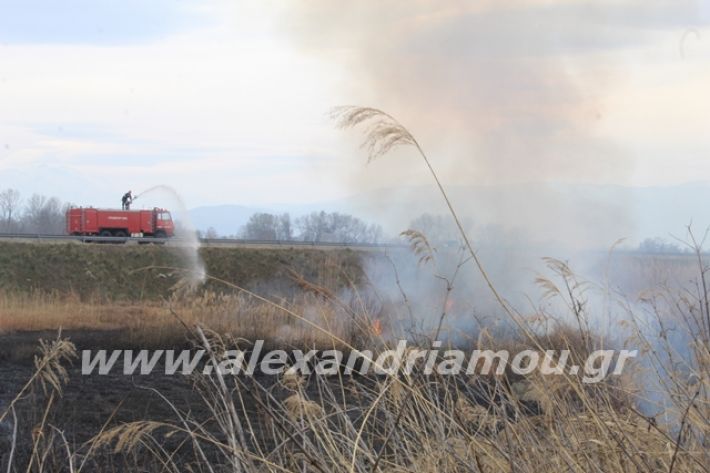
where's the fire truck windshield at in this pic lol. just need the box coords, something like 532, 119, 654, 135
159, 212, 172, 221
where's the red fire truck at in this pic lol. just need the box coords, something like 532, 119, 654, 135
66, 207, 175, 239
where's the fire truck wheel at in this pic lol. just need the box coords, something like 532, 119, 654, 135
99, 230, 112, 237
153, 230, 167, 244
114, 230, 127, 237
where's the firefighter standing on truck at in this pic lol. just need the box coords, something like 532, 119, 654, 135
121, 190, 133, 210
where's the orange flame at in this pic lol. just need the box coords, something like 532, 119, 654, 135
372, 319, 383, 336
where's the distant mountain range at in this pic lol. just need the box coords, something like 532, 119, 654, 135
188, 182, 710, 250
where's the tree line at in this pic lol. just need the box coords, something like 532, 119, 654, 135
0, 187, 694, 252
0, 188, 69, 234
202, 211, 386, 244
0, 188, 386, 243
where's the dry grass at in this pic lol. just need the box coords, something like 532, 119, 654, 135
2, 108, 709, 472
0, 290, 165, 332
2, 259, 708, 472
0, 289, 360, 348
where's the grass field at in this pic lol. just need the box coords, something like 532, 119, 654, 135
1, 238, 708, 472
2, 108, 709, 471
0, 241, 366, 301
0, 241, 372, 354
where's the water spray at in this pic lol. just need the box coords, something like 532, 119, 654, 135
135, 184, 207, 288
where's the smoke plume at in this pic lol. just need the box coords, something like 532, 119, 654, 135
277, 0, 704, 250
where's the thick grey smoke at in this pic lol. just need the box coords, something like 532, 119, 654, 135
277, 0, 704, 250
277, 2, 704, 422
277, 1, 708, 345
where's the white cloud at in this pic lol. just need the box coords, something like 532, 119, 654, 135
1, 0, 709, 212
0, 3, 355, 206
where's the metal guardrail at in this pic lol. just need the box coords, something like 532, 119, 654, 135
0, 234, 701, 255
198, 237, 405, 248
0, 233, 406, 249
0, 233, 170, 244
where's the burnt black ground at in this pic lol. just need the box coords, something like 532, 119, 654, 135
0, 329, 382, 471
0, 329, 529, 472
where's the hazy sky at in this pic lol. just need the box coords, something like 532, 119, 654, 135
1, 0, 709, 210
